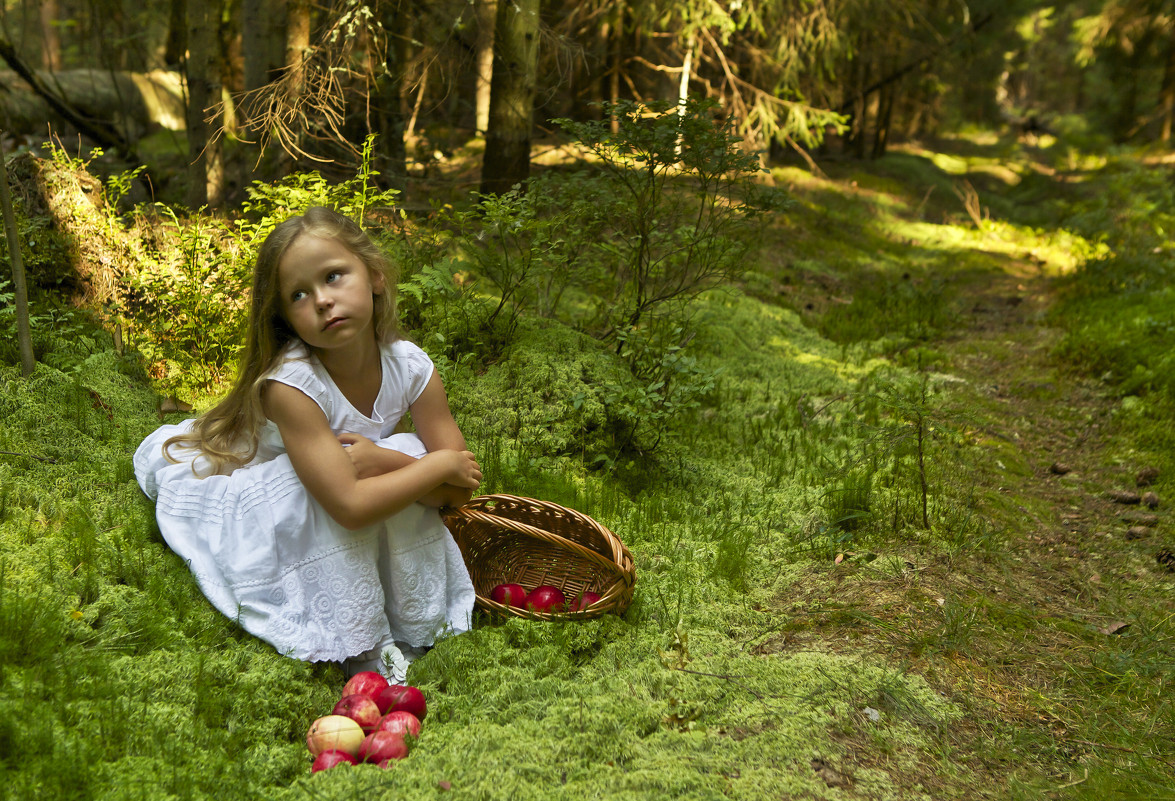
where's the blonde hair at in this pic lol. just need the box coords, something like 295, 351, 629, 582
164, 206, 399, 475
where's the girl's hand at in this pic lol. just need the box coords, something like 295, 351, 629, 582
337, 433, 389, 479
425, 449, 482, 490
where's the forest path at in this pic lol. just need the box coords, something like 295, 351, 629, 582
947, 264, 1160, 576
772, 255, 1173, 794
915, 260, 1171, 788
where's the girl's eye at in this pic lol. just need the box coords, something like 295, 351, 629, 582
326, 270, 342, 283
291, 290, 307, 303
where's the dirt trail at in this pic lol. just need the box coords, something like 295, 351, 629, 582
771, 262, 1174, 794
950, 266, 1164, 574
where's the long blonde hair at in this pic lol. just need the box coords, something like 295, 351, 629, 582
164, 206, 399, 475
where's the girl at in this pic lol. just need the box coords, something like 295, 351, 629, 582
134, 206, 481, 682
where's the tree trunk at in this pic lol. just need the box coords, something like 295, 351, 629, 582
186, 0, 225, 207
40, 0, 62, 71
848, 63, 868, 158
278, 0, 311, 166
242, 0, 286, 92
872, 82, 895, 158
375, 0, 410, 190
166, 0, 188, 67
675, 34, 692, 158
285, 0, 311, 97
609, 7, 623, 133
0, 139, 35, 377
480, 0, 540, 195
0, 38, 133, 154
1161, 35, 1175, 144
0, 68, 186, 138
474, 0, 497, 134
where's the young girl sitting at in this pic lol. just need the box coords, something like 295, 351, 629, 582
134, 206, 481, 682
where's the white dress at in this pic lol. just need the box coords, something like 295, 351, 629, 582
133, 339, 475, 663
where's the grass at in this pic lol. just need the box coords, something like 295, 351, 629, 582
2, 130, 1174, 799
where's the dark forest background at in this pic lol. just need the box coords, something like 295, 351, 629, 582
3, 0, 1173, 206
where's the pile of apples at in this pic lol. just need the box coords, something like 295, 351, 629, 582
490, 583, 601, 613
305, 672, 428, 772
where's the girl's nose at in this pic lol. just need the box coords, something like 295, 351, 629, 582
314, 289, 333, 310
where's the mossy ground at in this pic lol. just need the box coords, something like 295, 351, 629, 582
2, 133, 1173, 800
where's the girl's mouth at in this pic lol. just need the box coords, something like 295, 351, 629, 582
323, 317, 346, 331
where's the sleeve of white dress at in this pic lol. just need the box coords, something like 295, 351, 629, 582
394, 339, 436, 405
266, 342, 333, 419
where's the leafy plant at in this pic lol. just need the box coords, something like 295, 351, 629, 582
240, 134, 401, 240
611, 323, 720, 456
123, 207, 246, 390
118, 136, 404, 394
446, 182, 580, 337
553, 98, 784, 338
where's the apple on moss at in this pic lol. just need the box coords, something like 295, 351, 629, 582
333, 693, 383, 734
341, 670, 389, 701
376, 710, 422, 739
358, 729, 409, 767
311, 749, 357, 773
376, 684, 427, 720
306, 715, 365, 757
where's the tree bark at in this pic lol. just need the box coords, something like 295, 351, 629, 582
1161, 35, 1175, 144
376, 0, 410, 190
165, 0, 188, 67
40, 0, 62, 71
243, 0, 286, 92
474, 0, 497, 134
872, 82, 895, 158
185, 0, 225, 207
609, 7, 622, 133
0, 68, 185, 137
285, 0, 311, 97
280, 0, 311, 164
481, 0, 539, 195
0, 137, 35, 377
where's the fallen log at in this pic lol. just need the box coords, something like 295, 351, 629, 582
0, 67, 185, 144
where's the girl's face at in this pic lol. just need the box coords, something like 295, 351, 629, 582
277, 234, 385, 354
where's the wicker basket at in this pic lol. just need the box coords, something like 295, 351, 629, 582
442, 494, 635, 621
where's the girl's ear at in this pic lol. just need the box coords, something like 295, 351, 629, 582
370, 269, 387, 295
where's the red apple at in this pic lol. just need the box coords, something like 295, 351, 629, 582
376, 684, 428, 720
333, 693, 383, 733
311, 749, 357, 773
341, 670, 389, 702
570, 591, 602, 611
376, 710, 422, 738
525, 585, 566, 613
490, 583, 528, 607
306, 715, 365, 757
358, 729, 409, 767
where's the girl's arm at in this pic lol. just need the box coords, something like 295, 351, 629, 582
338, 435, 467, 508
264, 380, 481, 530
335, 370, 476, 508
406, 370, 477, 508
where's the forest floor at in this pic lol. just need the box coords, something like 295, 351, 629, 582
3, 133, 1172, 801
771, 243, 1174, 795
